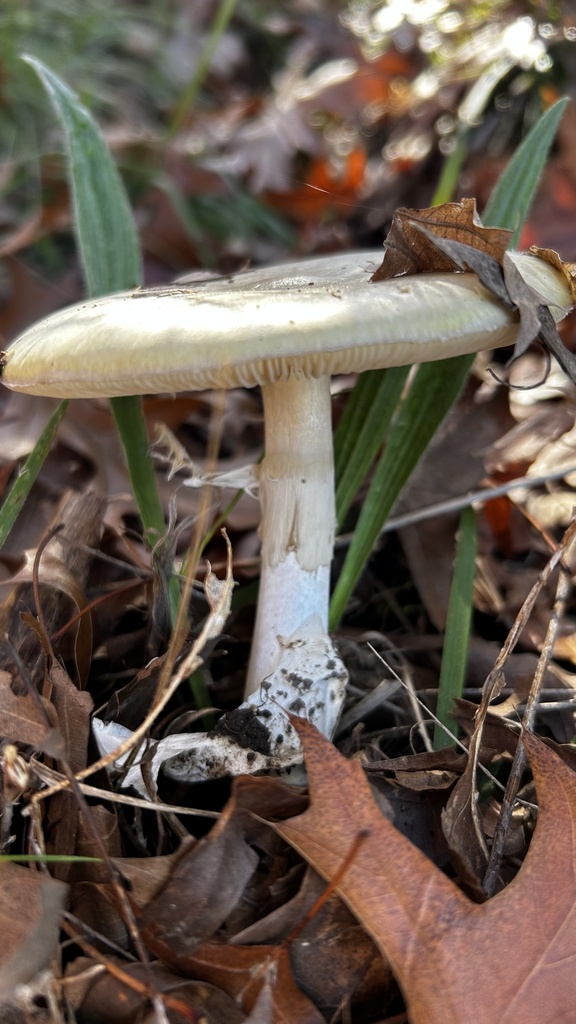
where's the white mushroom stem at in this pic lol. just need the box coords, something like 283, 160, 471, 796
245, 374, 335, 694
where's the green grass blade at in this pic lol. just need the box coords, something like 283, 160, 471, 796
433, 507, 477, 749
0, 401, 69, 548
24, 59, 207, 702
0, 854, 100, 863
23, 56, 142, 297
335, 366, 410, 526
109, 396, 166, 542
329, 357, 471, 627
431, 130, 470, 207
333, 128, 468, 534
24, 58, 166, 540
169, 0, 240, 137
329, 99, 568, 627
483, 97, 569, 244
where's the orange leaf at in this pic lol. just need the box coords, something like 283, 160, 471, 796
267, 149, 367, 224
272, 718, 576, 1024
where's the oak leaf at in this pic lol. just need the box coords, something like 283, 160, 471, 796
271, 718, 576, 1024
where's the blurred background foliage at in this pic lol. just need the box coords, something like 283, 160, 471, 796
1, 0, 576, 323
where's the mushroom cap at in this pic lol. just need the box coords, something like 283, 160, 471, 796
1, 251, 572, 398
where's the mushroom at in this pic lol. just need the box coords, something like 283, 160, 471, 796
1, 249, 573, 781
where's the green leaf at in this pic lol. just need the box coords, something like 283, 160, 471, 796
23, 57, 166, 542
433, 507, 477, 750
0, 854, 101, 863
335, 367, 409, 526
23, 55, 142, 297
330, 358, 470, 627
329, 98, 568, 627
109, 394, 166, 543
169, 0, 240, 136
0, 401, 68, 549
483, 97, 569, 245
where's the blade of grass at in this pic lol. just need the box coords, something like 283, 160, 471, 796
169, 0, 240, 137
483, 98, 569, 242
431, 129, 470, 207
330, 357, 469, 627
24, 58, 214, 706
433, 507, 477, 749
335, 366, 409, 526
108, 396, 166, 545
329, 97, 569, 627
23, 58, 167, 544
22, 56, 141, 297
332, 127, 468, 532
0, 401, 69, 548
0, 854, 100, 863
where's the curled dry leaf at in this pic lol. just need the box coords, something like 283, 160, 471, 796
0, 669, 64, 758
166, 941, 325, 1024
370, 198, 512, 280
139, 775, 323, 1022
530, 245, 576, 304
269, 717, 576, 1024
372, 198, 576, 385
365, 746, 467, 791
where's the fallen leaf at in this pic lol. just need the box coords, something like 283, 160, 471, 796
233, 866, 392, 1017
161, 941, 324, 1024
370, 199, 511, 280
113, 839, 198, 908
530, 245, 576, 304
0, 862, 67, 1002
0, 670, 63, 757
139, 776, 306, 951
63, 957, 245, 1024
365, 746, 467, 790
269, 717, 576, 1024
0, 490, 105, 690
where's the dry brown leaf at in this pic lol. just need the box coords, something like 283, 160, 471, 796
0, 669, 64, 758
270, 717, 576, 1024
36, 659, 94, 883
530, 245, 576, 304
140, 777, 318, 1023
48, 658, 93, 773
371, 201, 576, 386
233, 866, 391, 1017
139, 777, 306, 952
365, 746, 467, 791
113, 839, 198, 907
0, 861, 68, 1002
370, 198, 511, 280
440, 737, 490, 890
159, 941, 324, 1024
63, 957, 245, 1024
